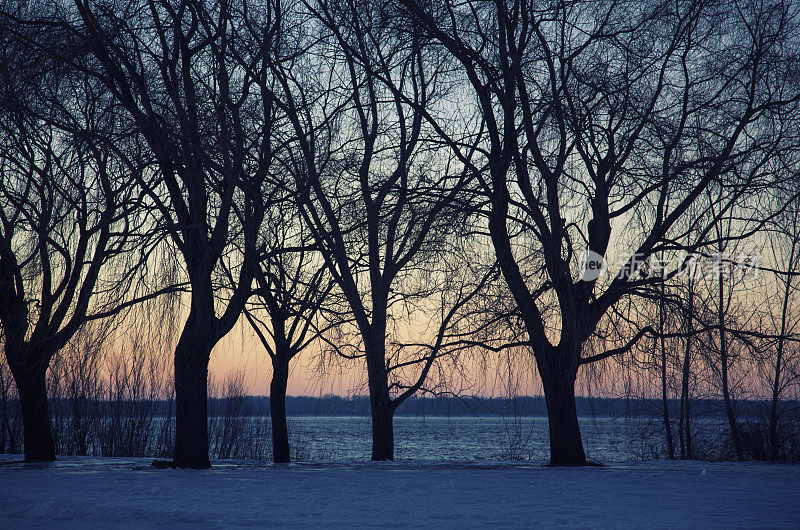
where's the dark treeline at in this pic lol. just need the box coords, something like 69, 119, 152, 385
2, 0, 800, 468
14, 395, 800, 418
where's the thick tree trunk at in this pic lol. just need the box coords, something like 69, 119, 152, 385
365, 335, 394, 461
173, 326, 212, 469
538, 359, 587, 466
11, 361, 55, 462
369, 394, 394, 461
270, 356, 290, 463
0, 378, 8, 452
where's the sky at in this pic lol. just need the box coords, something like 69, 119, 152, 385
204, 318, 547, 398
207, 320, 371, 397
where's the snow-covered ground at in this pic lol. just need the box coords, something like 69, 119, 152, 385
1, 455, 798, 528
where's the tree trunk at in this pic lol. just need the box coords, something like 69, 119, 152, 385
721, 352, 743, 461
270, 356, 290, 463
770, 325, 787, 460
679, 337, 693, 459
538, 358, 587, 466
0, 376, 8, 453
770, 246, 794, 460
660, 344, 675, 460
718, 275, 743, 461
369, 393, 394, 461
658, 285, 675, 460
173, 326, 212, 469
10, 361, 55, 462
364, 335, 394, 460
769, 365, 782, 460
679, 279, 693, 459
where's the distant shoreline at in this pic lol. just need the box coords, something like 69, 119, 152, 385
29, 395, 797, 419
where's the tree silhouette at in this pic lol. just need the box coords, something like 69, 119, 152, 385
399, 0, 800, 464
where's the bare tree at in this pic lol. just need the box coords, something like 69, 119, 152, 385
0, 10, 162, 461
765, 204, 800, 459
707, 196, 748, 460
70, 0, 282, 467
268, 0, 478, 460
658, 278, 675, 460
399, 0, 800, 465
243, 201, 333, 463
679, 274, 695, 459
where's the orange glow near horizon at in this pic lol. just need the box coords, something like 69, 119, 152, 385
207, 322, 367, 397
206, 319, 552, 399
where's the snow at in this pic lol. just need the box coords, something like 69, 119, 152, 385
1, 455, 799, 528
